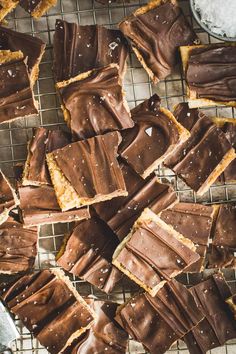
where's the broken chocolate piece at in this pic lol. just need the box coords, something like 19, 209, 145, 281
0, 170, 18, 224
164, 103, 236, 195
113, 208, 200, 296
53, 20, 128, 82
56, 64, 133, 140
0, 0, 19, 21
119, 0, 198, 83
206, 244, 236, 269
19, 0, 57, 18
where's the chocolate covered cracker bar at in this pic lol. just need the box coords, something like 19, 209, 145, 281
0, 214, 37, 274
57, 217, 122, 293
164, 103, 236, 195
53, 20, 128, 82
113, 208, 200, 296
19, 0, 57, 18
180, 44, 236, 108
119, 0, 198, 83
184, 273, 236, 354
1, 269, 95, 354
160, 202, 215, 272
56, 64, 133, 140
0, 170, 18, 224
0, 0, 19, 21
116, 279, 204, 354
119, 94, 190, 178
46, 132, 127, 211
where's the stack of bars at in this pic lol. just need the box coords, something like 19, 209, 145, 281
0, 0, 236, 353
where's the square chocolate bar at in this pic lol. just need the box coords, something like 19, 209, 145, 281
0, 170, 19, 224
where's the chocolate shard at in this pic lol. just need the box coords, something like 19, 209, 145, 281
226, 294, 236, 320
46, 131, 127, 212
0, 50, 38, 124
0, 170, 19, 225
0, 0, 19, 21
57, 217, 122, 294
160, 202, 215, 272
56, 64, 133, 141
0, 25, 45, 83
19, 0, 57, 18
164, 103, 236, 195
93, 161, 177, 241
63, 300, 128, 354
180, 44, 236, 108
119, 0, 198, 83
53, 19, 128, 82
119, 94, 190, 179
1, 269, 95, 354
113, 208, 200, 296
115, 279, 204, 354
206, 244, 236, 269
0, 214, 38, 274
184, 273, 236, 354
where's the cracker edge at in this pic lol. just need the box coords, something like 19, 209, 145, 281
0, 0, 19, 21
30, 0, 57, 18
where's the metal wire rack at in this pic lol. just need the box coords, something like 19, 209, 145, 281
0, 0, 236, 353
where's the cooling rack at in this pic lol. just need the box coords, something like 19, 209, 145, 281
0, 0, 236, 353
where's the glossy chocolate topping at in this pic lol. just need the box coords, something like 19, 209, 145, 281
0, 215, 37, 274
184, 273, 236, 354
206, 244, 236, 269
0, 170, 16, 215
94, 161, 177, 240
219, 122, 236, 182
186, 45, 236, 102
120, 1, 198, 81
0, 58, 38, 123
213, 204, 236, 249
164, 103, 232, 192
2, 269, 94, 354
53, 19, 128, 82
116, 279, 204, 354
119, 94, 180, 177
57, 217, 122, 293
19, 0, 41, 13
51, 131, 126, 199
58, 65, 133, 140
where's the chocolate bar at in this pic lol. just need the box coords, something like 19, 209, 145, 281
63, 300, 128, 354
113, 208, 200, 296
116, 279, 204, 354
0, 170, 19, 225
0, 25, 45, 83
0, 214, 38, 274
93, 161, 177, 241
119, 0, 198, 83
22, 127, 71, 186
56, 64, 133, 140
164, 103, 236, 195
0, 50, 38, 124
160, 202, 215, 272
226, 294, 236, 320
1, 269, 95, 354
46, 131, 127, 211
19, 0, 57, 18
184, 273, 236, 354
57, 217, 122, 293
206, 244, 236, 269
53, 20, 128, 82
180, 44, 236, 108
0, 0, 19, 21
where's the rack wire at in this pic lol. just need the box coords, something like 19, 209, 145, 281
0, 0, 236, 353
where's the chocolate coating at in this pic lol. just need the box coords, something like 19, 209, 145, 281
186, 45, 236, 102
19, 0, 41, 13
206, 244, 236, 269
58, 65, 133, 140
120, 1, 198, 81
53, 19, 128, 82
219, 122, 236, 182
0, 170, 17, 217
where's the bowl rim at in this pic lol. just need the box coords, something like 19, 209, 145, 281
190, 0, 236, 42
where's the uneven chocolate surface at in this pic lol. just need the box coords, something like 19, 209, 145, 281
120, 1, 198, 81
119, 94, 181, 178
184, 273, 236, 354
2, 269, 94, 354
164, 103, 233, 192
0, 215, 37, 274
219, 121, 236, 182
94, 161, 177, 240
57, 217, 122, 293
116, 279, 204, 354
0, 57, 38, 123
58, 65, 133, 140
0, 170, 17, 217
160, 203, 214, 272
206, 244, 236, 269
186, 45, 236, 102
63, 300, 128, 354
19, 0, 41, 13
54, 19, 128, 82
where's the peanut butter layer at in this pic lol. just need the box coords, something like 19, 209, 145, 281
19, 0, 57, 18
0, 0, 19, 21
164, 103, 236, 195
113, 208, 200, 296
0, 170, 18, 225
47, 131, 127, 211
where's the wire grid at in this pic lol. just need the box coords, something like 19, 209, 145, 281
0, 0, 236, 353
